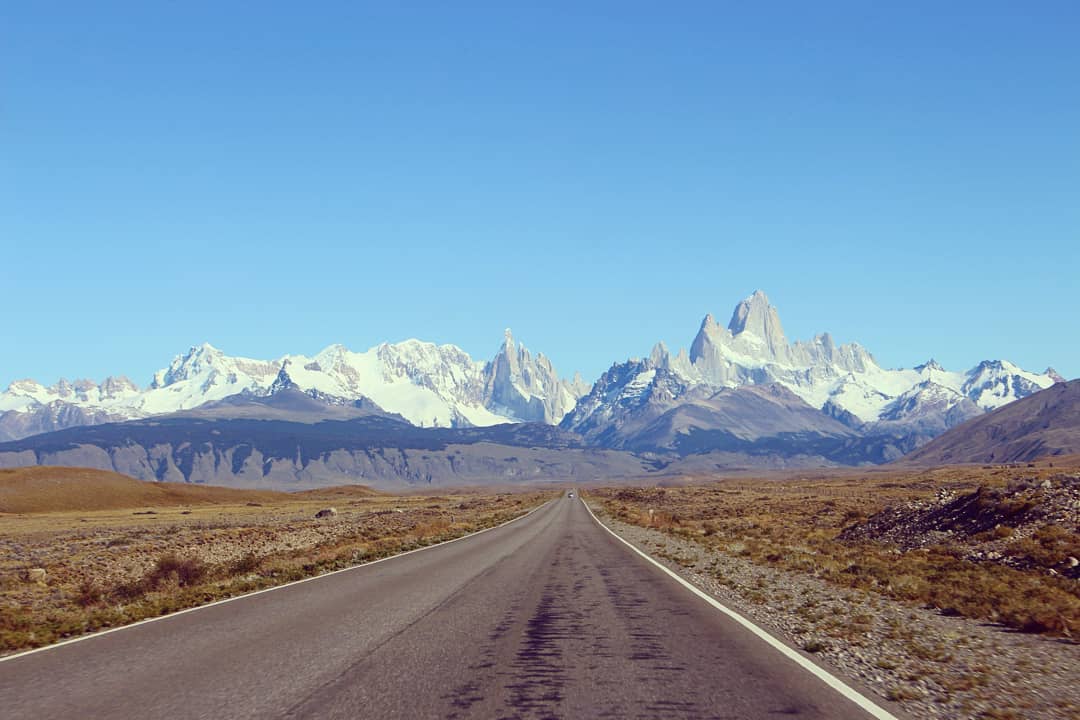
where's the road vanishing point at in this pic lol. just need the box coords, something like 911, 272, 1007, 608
1, 494, 899, 719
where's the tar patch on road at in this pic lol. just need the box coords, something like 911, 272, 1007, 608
442, 527, 737, 720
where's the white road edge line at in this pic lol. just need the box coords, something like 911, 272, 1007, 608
0, 497, 555, 664
582, 498, 900, 720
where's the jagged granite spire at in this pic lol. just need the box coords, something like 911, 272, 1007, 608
481, 329, 587, 424
689, 291, 792, 379
728, 290, 786, 341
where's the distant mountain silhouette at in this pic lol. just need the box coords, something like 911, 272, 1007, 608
0, 399, 647, 489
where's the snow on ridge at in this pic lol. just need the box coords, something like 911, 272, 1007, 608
0, 334, 587, 434
599, 291, 1060, 427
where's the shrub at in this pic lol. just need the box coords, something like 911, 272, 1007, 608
145, 553, 208, 589
229, 553, 262, 576
75, 579, 103, 608
1008, 524, 1080, 570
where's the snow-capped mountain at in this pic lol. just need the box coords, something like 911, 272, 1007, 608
0, 332, 586, 440
559, 358, 855, 455
0, 292, 1063, 454
559, 360, 696, 449
562, 291, 1061, 452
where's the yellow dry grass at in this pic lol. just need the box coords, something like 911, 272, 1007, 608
0, 467, 289, 514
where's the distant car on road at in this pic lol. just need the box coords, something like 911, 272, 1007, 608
567, 492, 574, 498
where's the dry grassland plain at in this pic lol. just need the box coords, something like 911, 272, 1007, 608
592, 461, 1080, 635
0, 467, 552, 654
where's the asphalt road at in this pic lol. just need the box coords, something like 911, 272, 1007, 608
0, 495, 890, 719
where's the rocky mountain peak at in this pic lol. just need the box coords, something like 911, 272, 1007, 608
187, 342, 223, 361
151, 343, 225, 389
689, 290, 793, 375
727, 290, 787, 346
649, 342, 670, 367
269, 364, 300, 394
916, 359, 946, 373
973, 359, 1006, 373
99, 376, 138, 398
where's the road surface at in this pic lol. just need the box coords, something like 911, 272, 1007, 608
1, 494, 890, 719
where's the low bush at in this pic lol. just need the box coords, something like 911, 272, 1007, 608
145, 554, 208, 589
75, 579, 104, 608
229, 553, 262, 576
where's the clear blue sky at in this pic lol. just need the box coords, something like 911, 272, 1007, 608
3, 2, 1078, 387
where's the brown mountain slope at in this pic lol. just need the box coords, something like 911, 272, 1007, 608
0, 467, 289, 513
900, 379, 1080, 465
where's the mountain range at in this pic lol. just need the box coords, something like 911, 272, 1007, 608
0, 389, 651, 489
0, 291, 1067, 488
559, 291, 1061, 460
0, 330, 588, 441
901, 379, 1080, 465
